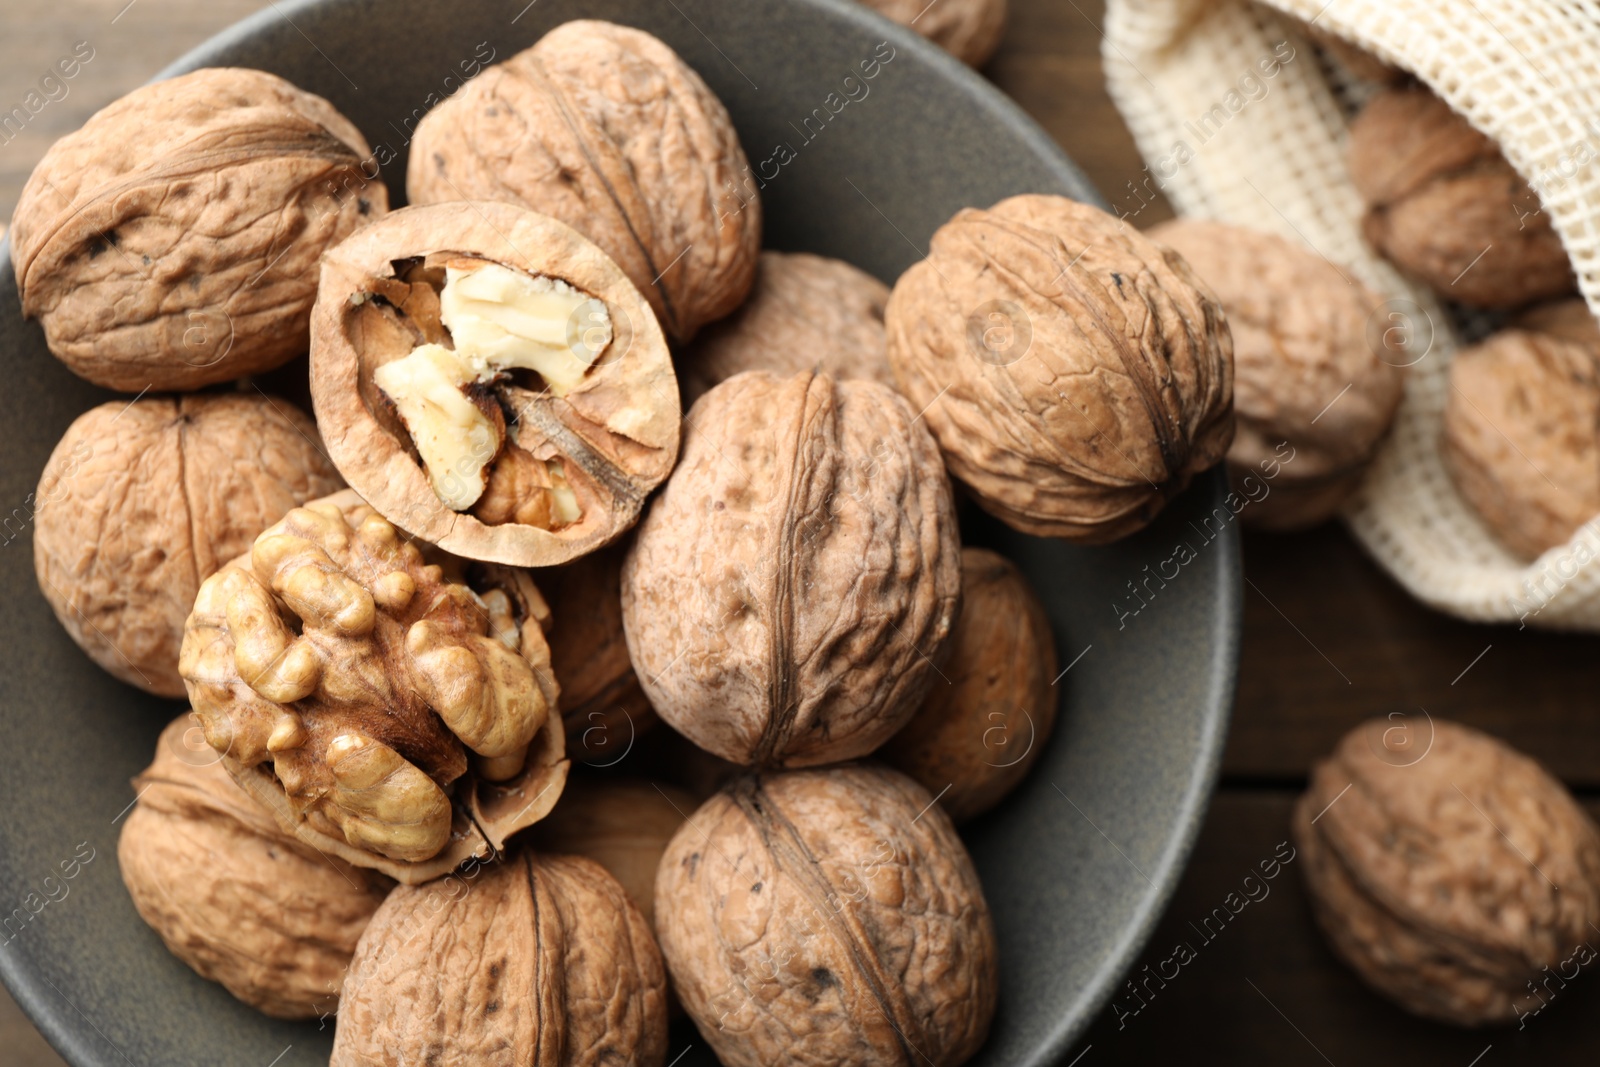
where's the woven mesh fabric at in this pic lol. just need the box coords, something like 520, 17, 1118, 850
1103, 0, 1600, 629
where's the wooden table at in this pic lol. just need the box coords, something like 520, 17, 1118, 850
4, 3, 1597, 1065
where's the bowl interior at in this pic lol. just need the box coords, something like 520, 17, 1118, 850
0, 1, 1238, 1064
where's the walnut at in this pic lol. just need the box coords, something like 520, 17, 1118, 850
9, 68, 385, 391
622, 371, 961, 767
407, 20, 760, 342
681, 251, 895, 405
33, 393, 342, 697
528, 775, 694, 929
886, 194, 1234, 543
1148, 219, 1404, 529
331, 849, 668, 1067
118, 715, 392, 1019
310, 201, 679, 566
1293, 717, 1600, 1025
858, 0, 1007, 66
882, 547, 1056, 822
655, 764, 997, 1067
1442, 306, 1600, 559
1349, 86, 1575, 310
179, 489, 568, 883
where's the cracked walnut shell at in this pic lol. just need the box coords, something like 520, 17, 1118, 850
622, 371, 961, 768
119, 715, 393, 1019
887, 194, 1234, 543
34, 393, 342, 698
407, 20, 760, 342
656, 764, 997, 1067
858, 0, 1007, 67
332, 849, 668, 1067
179, 489, 567, 884
1293, 718, 1600, 1025
10, 67, 386, 391
310, 201, 679, 566
1349, 86, 1575, 310
1149, 219, 1404, 529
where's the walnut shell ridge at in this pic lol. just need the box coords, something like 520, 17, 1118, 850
622, 371, 961, 768
1293, 718, 1600, 1026
407, 19, 759, 342
10, 67, 386, 391
332, 850, 668, 1067
859, 0, 1008, 67
118, 715, 393, 1019
34, 393, 342, 697
887, 194, 1235, 543
1149, 219, 1403, 530
655, 764, 997, 1067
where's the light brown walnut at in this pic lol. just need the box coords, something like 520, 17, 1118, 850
1294, 718, 1600, 1026
9, 68, 385, 391
33, 393, 341, 697
858, 0, 1008, 66
656, 764, 997, 1067
887, 194, 1234, 543
622, 371, 961, 768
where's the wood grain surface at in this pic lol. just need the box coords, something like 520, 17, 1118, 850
3, 2, 1595, 1065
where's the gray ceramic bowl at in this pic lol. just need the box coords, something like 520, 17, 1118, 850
0, 1, 1238, 1064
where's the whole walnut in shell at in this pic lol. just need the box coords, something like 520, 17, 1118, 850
119, 715, 392, 1019
682, 250, 895, 404
407, 20, 760, 342
332, 849, 668, 1067
858, 0, 1007, 67
34, 393, 342, 697
10, 68, 386, 391
622, 371, 961, 768
1293, 717, 1600, 1026
1349, 86, 1575, 310
1442, 303, 1600, 559
311, 201, 680, 567
887, 194, 1234, 543
179, 490, 567, 883
1148, 219, 1404, 529
882, 547, 1057, 822
656, 764, 997, 1067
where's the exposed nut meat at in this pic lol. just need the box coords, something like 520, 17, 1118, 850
886, 194, 1235, 543
407, 20, 760, 342
9, 67, 386, 391
179, 489, 567, 883
858, 0, 1008, 66
622, 371, 961, 768
332, 850, 669, 1067
1148, 219, 1404, 529
118, 715, 393, 1019
311, 201, 679, 566
33, 393, 342, 697
1294, 718, 1600, 1025
655, 764, 997, 1067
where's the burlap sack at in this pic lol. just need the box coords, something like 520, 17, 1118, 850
1103, 0, 1600, 629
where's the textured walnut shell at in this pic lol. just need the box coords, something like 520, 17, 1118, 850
1442, 319, 1600, 559
622, 371, 961, 767
332, 849, 668, 1067
311, 201, 679, 566
118, 715, 393, 1019
859, 0, 1007, 66
681, 251, 895, 405
179, 489, 568, 884
1149, 219, 1404, 529
9, 68, 386, 391
407, 20, 759, 342
882, 547, 1056, 822
34, 393, 341, 697
656, 764, 997, 1067
529, 776, 694, 930
1293, 718, 1600, 1026
1349, 86, 1575, 310
887, 194, 1234, 543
